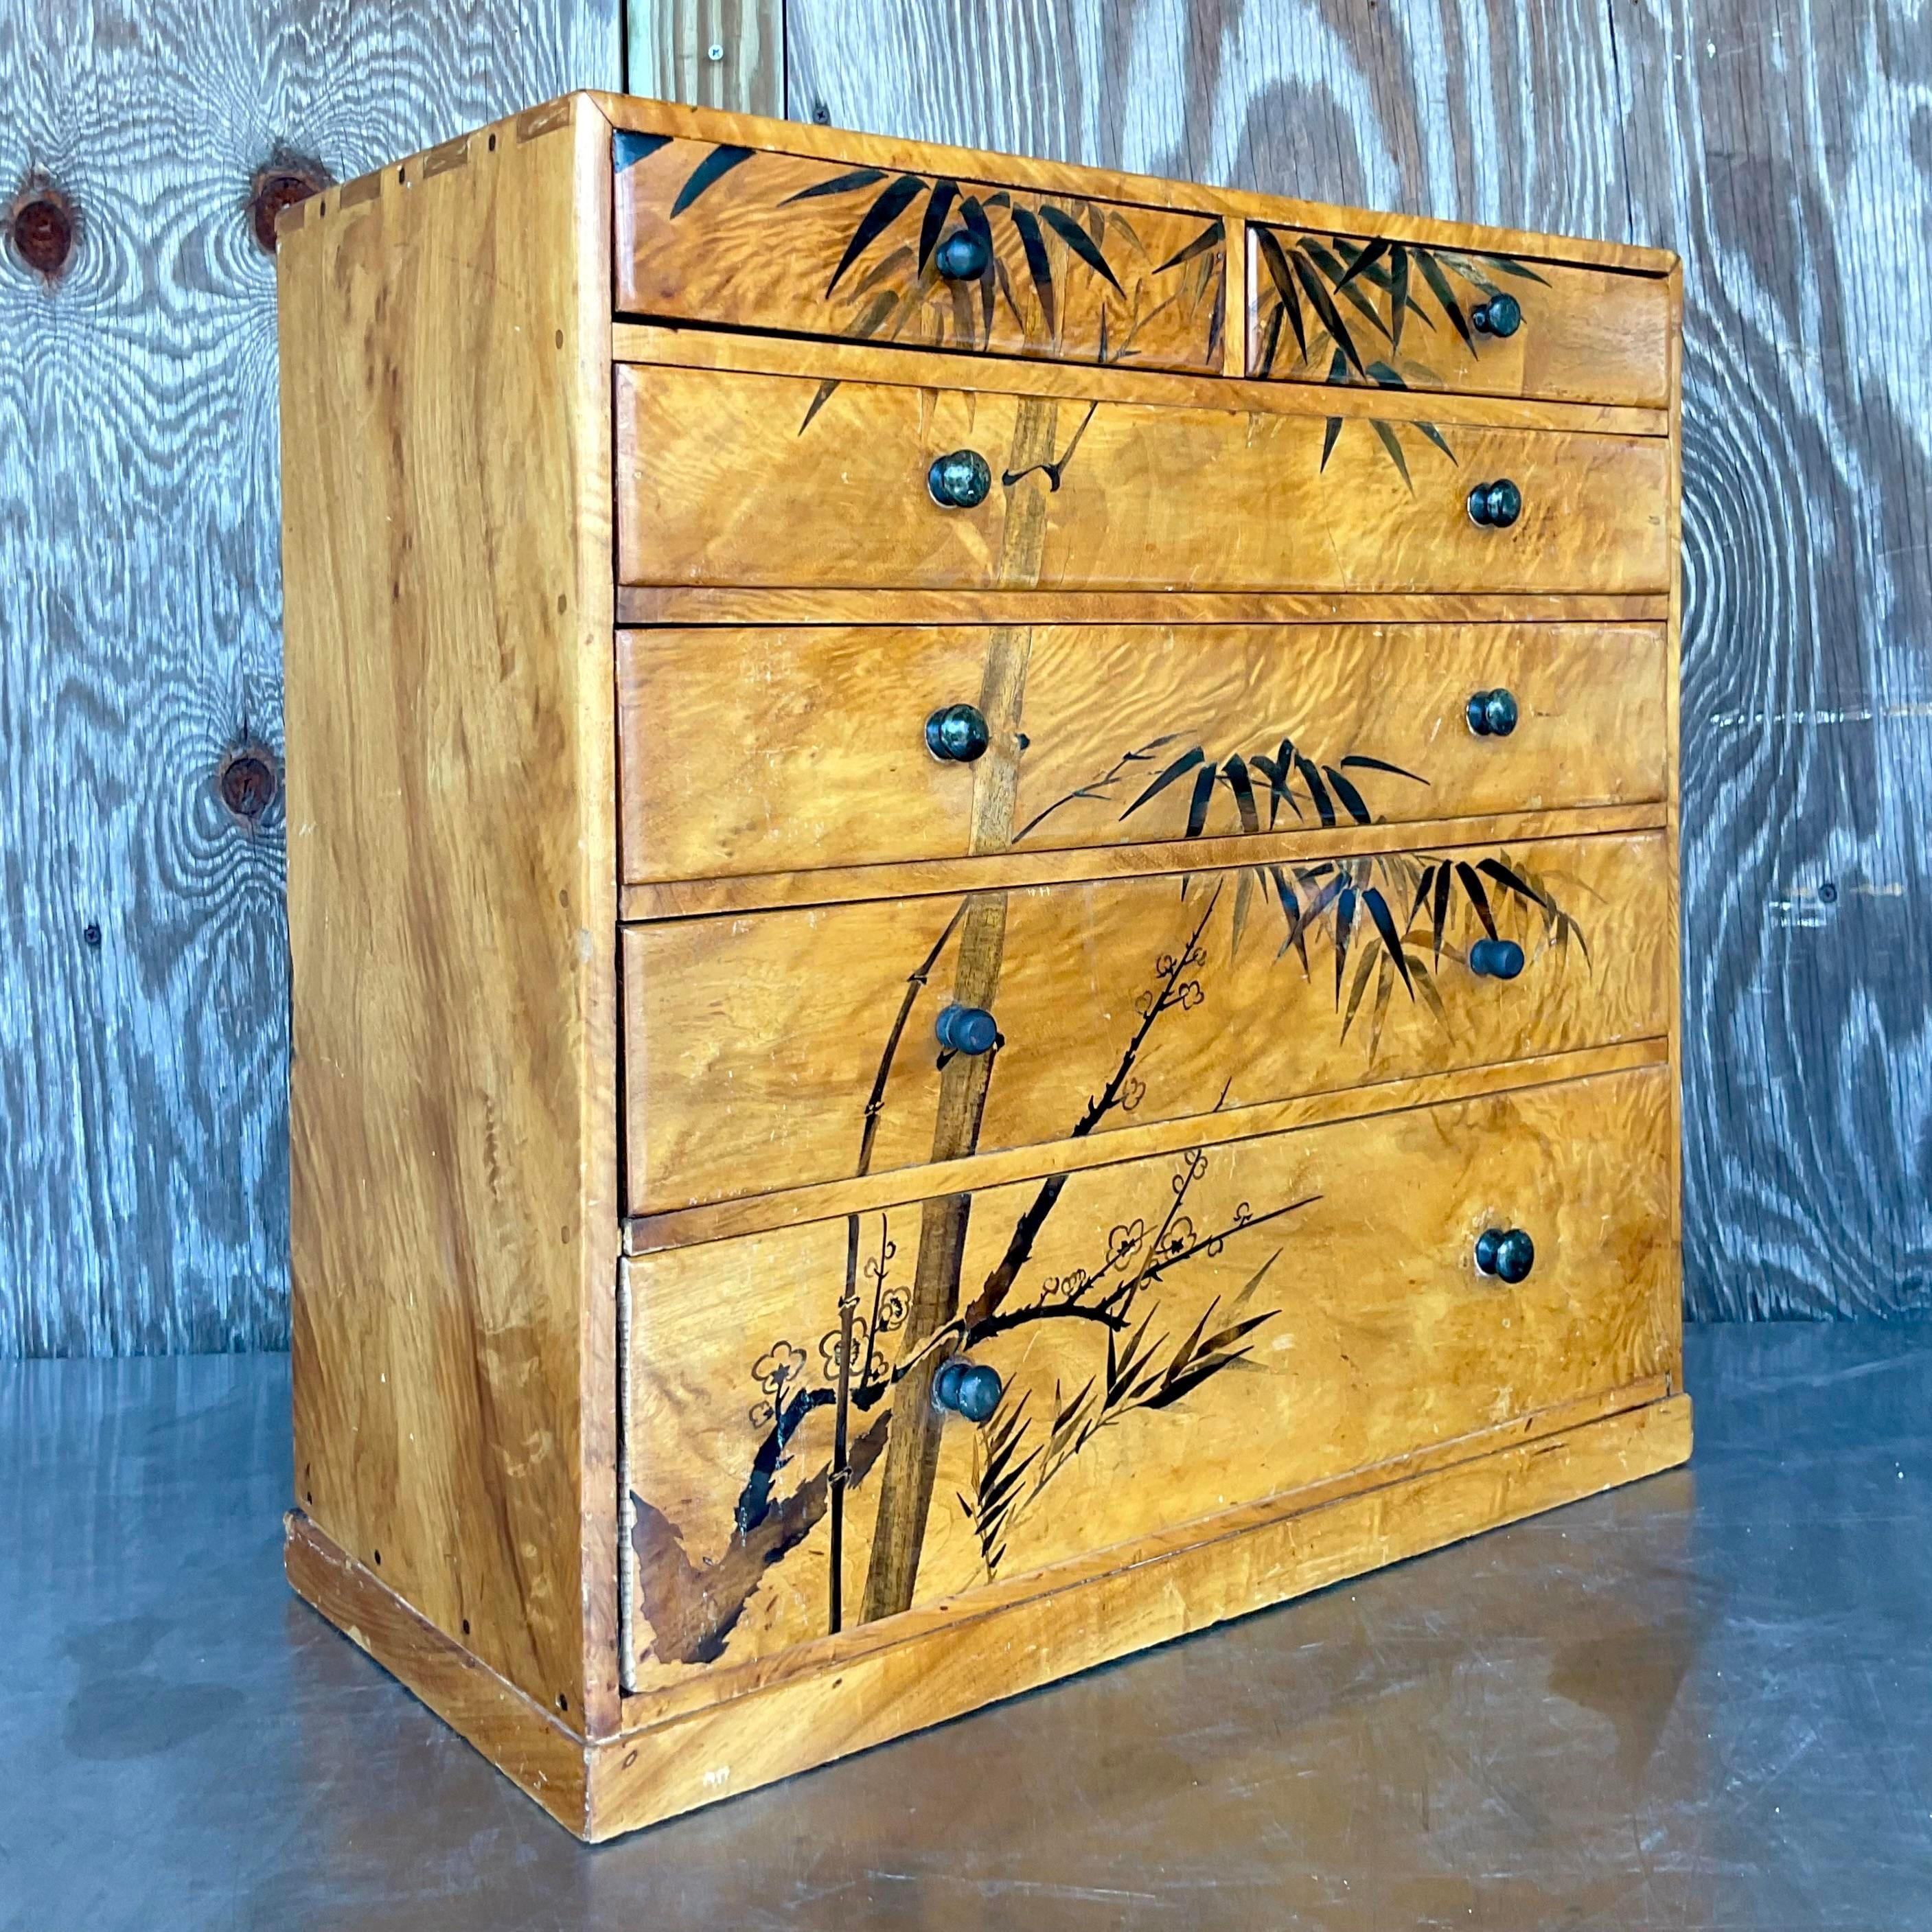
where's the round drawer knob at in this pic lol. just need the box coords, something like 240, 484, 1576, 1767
928, 449, 991, 509
1472, 292, 1523, 338
925, 703, 990, 763
1466, 688, 1520, 737
935, 1003, 998, 1056
933, 1356, 1004, 1423
1467, 479, 1522, 528
1475, 1226, 1536, 1284
934, 228, 990, 281
1469, 937, 1526, 980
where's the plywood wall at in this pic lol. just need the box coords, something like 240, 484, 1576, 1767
5, 1, 1922, 1348
0, 3, 620, 1355
789, 0, 1932, 1322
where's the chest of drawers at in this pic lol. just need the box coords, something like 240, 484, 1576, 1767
277, 92, 1687, 1840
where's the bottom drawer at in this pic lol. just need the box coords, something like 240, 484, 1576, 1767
625, 1064, 1677, 1689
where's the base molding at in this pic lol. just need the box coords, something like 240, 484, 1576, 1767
286, 1394, 1691, 1842
284, 1511, 593, 1835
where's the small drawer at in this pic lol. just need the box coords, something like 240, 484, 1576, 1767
624, 1064, 1677, 1683
614, 134, 1228, 374
621, 831, 1669, 1215
1245, 222, 1671, 409
615, 365, 1670, 594
618, 621, 1667, 886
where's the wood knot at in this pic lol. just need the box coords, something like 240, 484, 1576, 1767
218, 746, 279, 825
8, 179, 76, 281
249, 155, 331, 253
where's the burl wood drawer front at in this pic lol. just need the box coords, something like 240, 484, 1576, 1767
617, 621, 1666, 886
1245, 222, 1671, 409
614, 135, 1228, 374
621, 831, 1668, 1215
624, 1065, 1676, 1686
615, 365, 1669, 593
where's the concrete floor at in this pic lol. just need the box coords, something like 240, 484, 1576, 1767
3, 1324, 1929, 1931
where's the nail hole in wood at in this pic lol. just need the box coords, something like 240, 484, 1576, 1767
249, 155, 331, 254
461, 1619, 470, 1635
8, 177, 77, 281
557, 1692, 568, 1712
372, 1550, 381, 1565
82, 921, 101, 950
487, 133, 497, 152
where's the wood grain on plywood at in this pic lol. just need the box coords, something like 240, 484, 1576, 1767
0, 12, 615, 1358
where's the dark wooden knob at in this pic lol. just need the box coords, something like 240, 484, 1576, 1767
934, 1357, 1003, 1421
1469, 938, 1526, 980
935, 1004, 998, 1055
925, 703, 989, 763
1467, 479, 1522, 528
934, 228, 989, 280
1473, 292, 1522, 337
1475, 1227, 1536, 1283
928, 450, 991, 508
1466, 688, 1519, 737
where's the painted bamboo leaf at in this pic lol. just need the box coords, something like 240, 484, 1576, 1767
1122, 746, 1206, 818
671, 143, 754, 217
1009, 204, 1056, 337
1370, 417, 1413, 488
1413, 247, 1477, 352
781, 165, 889, 204
1156, 217, 1224, 274
1293, 250, 1364, 373
826, 173, 927, 293
1040, 203, 1124, 294
917, 178, 958, 273
1256, 226, 1307, 360
612, 130, 671, 171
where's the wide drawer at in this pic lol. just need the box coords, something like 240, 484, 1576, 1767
621, 831, 1668, 1214
617, 621, 1667, 886
624, 1065, 1677, 1682
615, 365, 1670, 593
614, 135, 1228, 373
1246, 222, 1671, 408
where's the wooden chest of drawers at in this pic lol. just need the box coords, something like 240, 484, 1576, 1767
277, 92, 1687, 1840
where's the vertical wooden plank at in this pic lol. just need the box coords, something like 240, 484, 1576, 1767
278, 95, 618, 1732
0, 4, 619, 1358
629, 0, 785, 118
1610, 0, 1932, 1316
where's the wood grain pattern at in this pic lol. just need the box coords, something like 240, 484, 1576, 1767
616, 137, 1228, 371
590, 88, 1677, 272
0, 9, 617, 1357
616, 586, 1672, 625
613, 316, 1669, 434
622, 1064, 1676, 1680
279, 100, 619, 1732
624, 1039, 1670, 1256
623, 831, 1668, 1213
1247, 221, 1671, 407
627, 0, 783, 119
616, 364, 1670, 593
618, 621, 1667, 883
617, 801, 1668, 920
284, 1510, 593, 1834
593, 1392, 1691, 1835
788, 0, 1932, 1321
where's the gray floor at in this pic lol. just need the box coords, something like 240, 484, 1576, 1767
3, 1324, 1929, 1931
